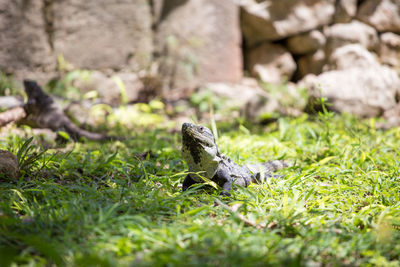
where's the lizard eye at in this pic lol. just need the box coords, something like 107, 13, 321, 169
199, 126, 204, 132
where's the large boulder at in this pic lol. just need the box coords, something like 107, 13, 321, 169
73, 71, 145, 106
324, 20, 379, 55
379, 32, 400, 68
357, 0, 400, 33
286, 30, 326, 55
333, 0, 357, 23
0, 0, 55, 73
155, 0, 242, 90
324, 44, 379, 71
203, 78, 306, 122
240, 0, 335, 46
0, 96, 23, 110
300, 65, 400, 117
378, 104, 400, 129
203, 78, 271, 111
244, 81, 307, 121
245, 42, 296, 84
53, 0, 153, 71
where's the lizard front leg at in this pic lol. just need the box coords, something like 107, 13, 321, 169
182, 174, 198, 191
212, 168, 233, 196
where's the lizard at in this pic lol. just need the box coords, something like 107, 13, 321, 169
181, 122, 287, 196
22, 80, 111, 141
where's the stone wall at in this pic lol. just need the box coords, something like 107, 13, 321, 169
1, 0, 400, 117
53, 0, 153, 71
0, 1, 55, 73
0, 0, 242, 91
240, 0, 400, 117
241, 0, 400, 82
155, 0, 242, 90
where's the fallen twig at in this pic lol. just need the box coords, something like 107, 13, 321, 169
0, 106, 26, 127
214, 199, 266, 229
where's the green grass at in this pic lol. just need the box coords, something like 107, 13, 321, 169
1, 113, 400, 266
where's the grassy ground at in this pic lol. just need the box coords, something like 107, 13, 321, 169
0, 112, 400, 266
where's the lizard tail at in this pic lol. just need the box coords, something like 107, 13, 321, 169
246, 160, 288, 183
64, 122, 112, 141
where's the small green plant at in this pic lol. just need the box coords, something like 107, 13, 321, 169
190, 89, 226, 113
47, 69, 93, 100
260, 81, 308, 111
0, 73, 22, 97
165, 35, 201, 82
16, 137, 46, 178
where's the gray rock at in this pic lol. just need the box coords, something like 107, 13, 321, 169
116, 72, 146, 103
0, 0, 55, 73
204, 78, 269, 110
240, 0, 335, 46
375, 98, 400, 129
378, 104, 400, 129
357, 0, 400, 33
203, 78, 285, 122
333, 0, 357, 23
300, 65, 400, 117
73, 71, 144, 106
0, 150, 19, 181
0, 96, 23, 109
155, 0, 242, 90
379, 32, 400, 68
12, 70, 58, 87
53, 0, 153, 71
298, 49, 326, 78
325, 44, 379, 71
246, 42, 296, 84
286, 30, 326, 55
324, 20, 379, 55
64, 100, 101, 128
244, 81, 307, 121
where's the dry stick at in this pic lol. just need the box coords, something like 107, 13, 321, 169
214, 199, 266, 229
0, 106, 26, 127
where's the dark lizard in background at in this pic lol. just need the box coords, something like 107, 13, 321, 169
23, 80, 110, 141
181, 122, 287, 196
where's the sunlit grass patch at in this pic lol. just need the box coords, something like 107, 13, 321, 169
1, 113, 400, 266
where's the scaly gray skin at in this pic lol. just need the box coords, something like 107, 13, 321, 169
181, 122, 287, 196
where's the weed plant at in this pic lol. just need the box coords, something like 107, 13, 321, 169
0, 112, 399, 266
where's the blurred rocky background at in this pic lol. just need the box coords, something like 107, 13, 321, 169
1, 0, 400, 126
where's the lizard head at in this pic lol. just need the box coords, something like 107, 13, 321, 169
181, 123, 219, 174
23, 80, 54, 114
182, 123, 216, 147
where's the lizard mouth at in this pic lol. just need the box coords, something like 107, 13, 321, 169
182, 123, 214, 147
